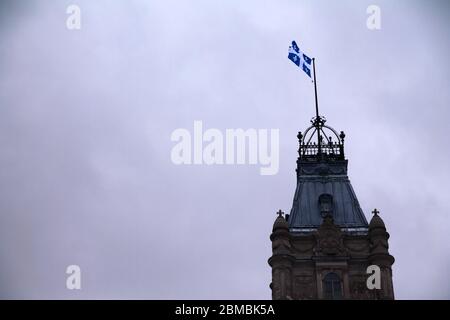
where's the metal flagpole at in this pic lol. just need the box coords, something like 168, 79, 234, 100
312, 58, 321, 155
312, 58, 319, 119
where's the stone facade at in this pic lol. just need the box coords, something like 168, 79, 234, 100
268, 212, 395, 300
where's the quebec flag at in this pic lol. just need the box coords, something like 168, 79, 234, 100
288, 41, 312, 78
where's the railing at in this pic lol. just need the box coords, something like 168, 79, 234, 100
297, 117, 346, 160
299, 141, 344, 159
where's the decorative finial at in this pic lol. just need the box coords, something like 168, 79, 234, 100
277, 209, 284, 218
372, 208, 380, 216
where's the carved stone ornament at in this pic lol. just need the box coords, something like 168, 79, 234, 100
314, 215, 347, 256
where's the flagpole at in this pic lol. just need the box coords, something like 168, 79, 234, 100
312, 58, 319, 119
312, 57, 321, 155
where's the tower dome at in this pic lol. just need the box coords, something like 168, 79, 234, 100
369, 208, 386, 229
272, 210, 289, 231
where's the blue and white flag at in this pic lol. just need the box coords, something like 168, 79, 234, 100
288, 40, 312, 78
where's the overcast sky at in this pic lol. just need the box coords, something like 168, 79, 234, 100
0, 0, 449, 299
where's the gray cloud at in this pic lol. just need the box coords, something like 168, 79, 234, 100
0, 0, 449, 299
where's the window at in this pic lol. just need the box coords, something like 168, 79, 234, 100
323, 272, 342, 299
318, 193, 333, 217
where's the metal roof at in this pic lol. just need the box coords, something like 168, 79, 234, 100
287, 117, 368, 230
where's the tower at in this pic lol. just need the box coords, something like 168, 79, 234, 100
268, 115, 395, 300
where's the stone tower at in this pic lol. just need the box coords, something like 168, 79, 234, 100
268, 116, 394, 300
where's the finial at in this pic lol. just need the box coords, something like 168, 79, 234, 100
297, 131, 303, 141
339, 131, 345, 142
277, 209, 284, 218
372, 208, 380, 216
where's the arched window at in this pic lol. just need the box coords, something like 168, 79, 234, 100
323, 272, 342, 299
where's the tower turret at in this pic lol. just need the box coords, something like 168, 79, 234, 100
368, 209, 395, 299
269, 118, 395, 300
268, 210, 293, 300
